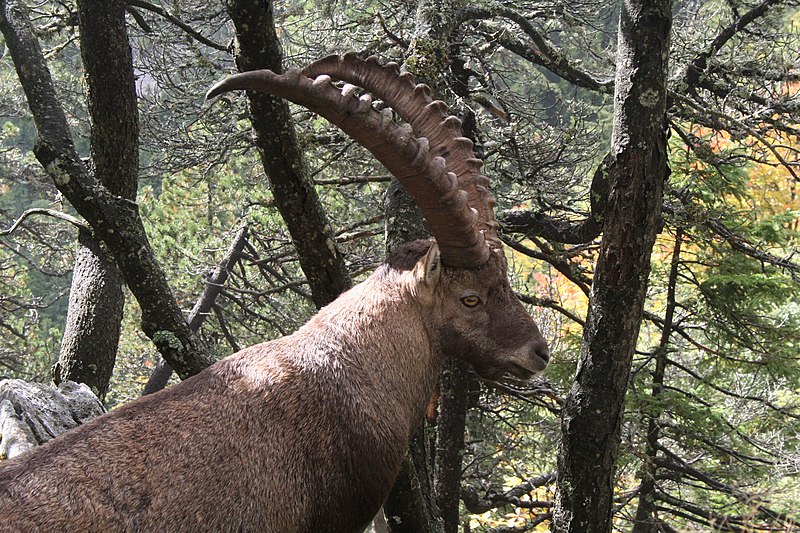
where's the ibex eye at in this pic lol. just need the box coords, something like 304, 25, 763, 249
460, 295, 481, 308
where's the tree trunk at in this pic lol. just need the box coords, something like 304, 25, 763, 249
402, 4, 472, 530
383, 435, 442, 533
54, 231, 124, 400
552, 1, 672, 531
53, 0, 139, 400
223, 0, 351, 309
0, 0, 213, 379
434, 358, 469, 533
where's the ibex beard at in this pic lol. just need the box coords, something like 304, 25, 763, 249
0, 240, 548, 532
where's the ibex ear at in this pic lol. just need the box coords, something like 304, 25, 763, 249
416, 242, 441, 288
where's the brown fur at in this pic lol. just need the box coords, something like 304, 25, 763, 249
0, 240, 548, 532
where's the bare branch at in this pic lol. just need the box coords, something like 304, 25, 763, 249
516, 291, 585, 326
126, 0, 230, 52
664, 191, 800, 280
0, 208, 88, 236
501, 236, 592, 296
499, 153, 612, 244
683, 0, 786, 90
459, 4, 613, 94
377, 12, 409, 49
655, 453, 798, 527
671, 91, 799, 182
462, 472, 555, 514
142, 225, 250, 396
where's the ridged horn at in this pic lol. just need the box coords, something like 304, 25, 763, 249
207, 55, 496, 268
303, 53, 499, 245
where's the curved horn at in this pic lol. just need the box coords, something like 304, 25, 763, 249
303, 53, 499, 245
207, 56, 496, 267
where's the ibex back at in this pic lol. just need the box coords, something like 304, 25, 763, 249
0, 54, 550, 532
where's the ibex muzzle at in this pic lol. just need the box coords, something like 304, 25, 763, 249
0, 54, 549, 532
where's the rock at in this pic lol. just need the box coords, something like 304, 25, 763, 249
0, 399, 38, 460
57, 381, 105, 425
0, 379, 105, 460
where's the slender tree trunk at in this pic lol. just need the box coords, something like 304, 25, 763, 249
552, 1, 672, 531
223, 0, 351, 309
434, 358, 469, 533
632, 228, 683, 532
402, 4, 472, 530
52, 0, 139, 400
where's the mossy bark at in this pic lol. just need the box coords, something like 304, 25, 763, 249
552, 1, 672, 531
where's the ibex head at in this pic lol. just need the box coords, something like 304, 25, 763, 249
208, 52, 551, 380
393, 240, 549, 381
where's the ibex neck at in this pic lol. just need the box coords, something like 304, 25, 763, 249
294, 273, 442, 441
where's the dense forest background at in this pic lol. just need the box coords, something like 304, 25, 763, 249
0, 0, 798, 531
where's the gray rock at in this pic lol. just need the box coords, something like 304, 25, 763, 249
0, 399, 38, 460
57, 380, 105, 425
0, 379, 105, 460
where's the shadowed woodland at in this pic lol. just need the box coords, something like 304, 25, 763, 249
0, 0, 799, 531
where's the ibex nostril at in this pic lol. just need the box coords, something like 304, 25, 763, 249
538, 348, 551, 364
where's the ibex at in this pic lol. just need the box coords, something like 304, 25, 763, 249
0, 54, 550, 532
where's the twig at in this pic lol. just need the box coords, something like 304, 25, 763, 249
377, 12, 408, 48
0, 208, 88, 236
683, 0, 784, 90
671, 90, 799, 182
516, 291, 585, 326
462, 4, 613, 94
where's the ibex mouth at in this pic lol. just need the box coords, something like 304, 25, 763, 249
477, 361, 543, 382
509, 363, 537, 381
507, 349, 549, 380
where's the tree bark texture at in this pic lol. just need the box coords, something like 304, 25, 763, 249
434, 358, 470, 533
553, 1, 672, 531
0, 0, 213, 379
383, 437, 442, 533
77, 0, 139, 202
55, 230, 124, 400
223, 0, 351, 309
384, 180, 428, 253
54, 0, 139, 400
